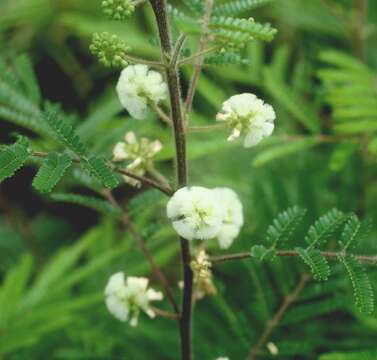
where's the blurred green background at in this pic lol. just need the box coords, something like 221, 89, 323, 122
0, 0, 377, 359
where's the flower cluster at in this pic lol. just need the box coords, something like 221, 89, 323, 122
191, 250, 217, 299
101, 0, 136, 20
113, 131, 162, 187
116, 64, 168, 120
89, 32, 130, 68
216, 93, 276, 148
105, 272, 163, 326
167, 186, 243, 248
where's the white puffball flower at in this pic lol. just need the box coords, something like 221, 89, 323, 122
213, 188, 244, 249
216, 357, 230, 360
216, 93, 275, 148
167, 186, 226, 241
104, 272, 163, 326
116, 64, 168, 120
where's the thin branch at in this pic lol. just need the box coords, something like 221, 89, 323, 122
171, 34, 187, 67
179, 46, 220, 66
30, 151, 173, 196
354, 0, 368, 61
123, 54, 165, 69
151, 103, 173, 126
247, 273, 311, 359
184, 0, 214, 117
150, 306, 180, 320
115, 167, 173, 195
210, 250, 377, 266
187, 124, 227, 133
102, 189, 180, 314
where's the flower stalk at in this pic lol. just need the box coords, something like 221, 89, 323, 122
149, 1, 193, 358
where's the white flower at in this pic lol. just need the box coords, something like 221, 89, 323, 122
104, 272, 163, 326
112, 131, 163, 187
166, 186, 244, 246
213, 188, 244, 249
167, 186, 226, 241
116, 64, 168, 120
216, 93, 275, 148
216, 357, 230, 360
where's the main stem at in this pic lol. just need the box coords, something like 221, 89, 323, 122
149, 1, 193, 359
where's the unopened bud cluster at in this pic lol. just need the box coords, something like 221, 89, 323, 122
90, 32, 130, 68
101, 0, 136, 20
191, 250, 217, 299
113, 131, 162, 187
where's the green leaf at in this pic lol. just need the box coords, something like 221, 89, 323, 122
13, 54, 41, 105
210, 17, 277, 42
338, 255, 374, 314
83, 156, 119, 189
253, 138, 321, 167
329, 142, 358, 172
319, 351, 377, 360
32, 152, 72, 193
305, 208, 345, 248
250, 245, 276, 262
0, 137, 29, 182
339, 214, 370, 251
0, 255, 34, 327
213, 0, 273, 16
296, 247, 330, 281
43, 108, 87, 156
50, 193, 121, 216
266, 206, 307, 245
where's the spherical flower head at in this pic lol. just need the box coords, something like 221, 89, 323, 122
90, 32, 130, 68
112, 131, 163, 187
101, 0, 135, 20
104, 272, 163, 326
116, 64, 168, 120
167, 186, 226, 241
213, 188, 244, 249
216, 93, 275, 148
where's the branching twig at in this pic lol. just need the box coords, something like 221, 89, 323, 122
102, 189, 179, 314
184, 0, 214, 117
210, 250, 377, 266
30, 151, 173, 196
247, 273, 311, 359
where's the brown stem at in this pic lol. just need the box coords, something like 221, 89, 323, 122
354, 0, 367, 61
247, 273, 311, 359
210, 250, 377, 265
149, 1, 192, 359
102, 189, 179, 314
184, 0, 214, 117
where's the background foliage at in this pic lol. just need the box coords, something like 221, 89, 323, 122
0, 0, 377, 358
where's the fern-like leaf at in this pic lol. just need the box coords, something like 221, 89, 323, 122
296, 247, 330, 281
305, 208, 345, 248
83, 156, 119, 189
338, 254, 374, 314
266, 206, 307, 245
0, 137, 29, 182
43, 109, 87, 157
50, 193, 121, 217
204, 52, 250, 65
210, 17, 277, 42
339, 214, 370, 251
213, 0, 273, 16
32, 152, 72, 193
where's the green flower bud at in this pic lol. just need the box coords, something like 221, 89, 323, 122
101, 0, 135, 21
89, 32, 130, 68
